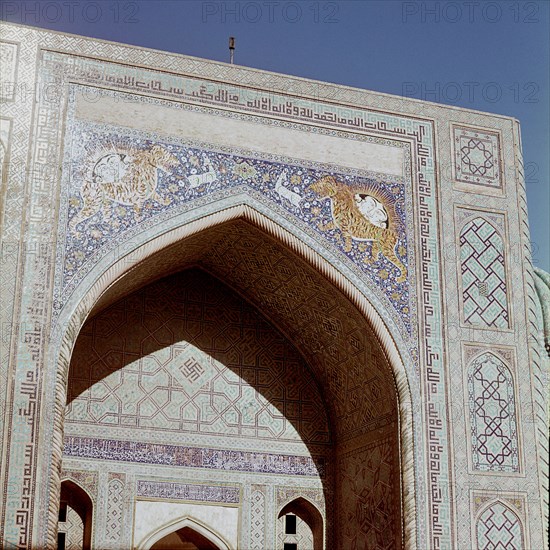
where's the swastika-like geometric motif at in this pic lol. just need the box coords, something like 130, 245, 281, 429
0, 27, 457, 549
460, 217, 509, 328
468, 353, 519, 472
453, 126, 502, 188
476, 502, 524, 550
180, 357, 204, 382
66, 270, 331, 446
105, 478, 124, 542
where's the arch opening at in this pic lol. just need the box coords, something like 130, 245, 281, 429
57, 480, 93, 550
150, 526, 221, 550
52, 213, 416, 549
278, 497, 324, 550
140, 517, 230, 550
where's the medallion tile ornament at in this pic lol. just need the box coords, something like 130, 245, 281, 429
453, 125, 502, 188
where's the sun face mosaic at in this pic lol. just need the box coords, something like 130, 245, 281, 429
58, 120, 412, 331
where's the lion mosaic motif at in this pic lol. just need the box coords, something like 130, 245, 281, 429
69, 145, 180, 231
310, 175, 407, 282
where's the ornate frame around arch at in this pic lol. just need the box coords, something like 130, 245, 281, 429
137, 516, 231, 550
44, 203, 419, 548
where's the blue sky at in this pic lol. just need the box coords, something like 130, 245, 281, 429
2, 0, 548, 270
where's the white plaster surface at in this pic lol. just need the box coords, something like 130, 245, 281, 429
75, 93, 405, 177
133, 500, 238, 549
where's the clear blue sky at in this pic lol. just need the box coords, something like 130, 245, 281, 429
2, 0, 548, 271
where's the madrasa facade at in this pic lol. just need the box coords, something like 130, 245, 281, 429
0, 22, 548, 550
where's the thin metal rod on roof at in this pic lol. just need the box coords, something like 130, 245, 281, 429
229, 37, 235, 64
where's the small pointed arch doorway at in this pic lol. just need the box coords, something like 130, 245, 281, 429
278, 497, 324, 550
51, 207, 417, 549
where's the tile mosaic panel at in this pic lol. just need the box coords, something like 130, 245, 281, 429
58, 112, 412, 332
467, 352, 519, 472
64, 436, 324, 477
460, 217, 509, 328
0, 32, 455, 550
337, 437, 399, 550
476, 502, 524, 550
278, 514, 314, 549
105, 476, 124, 543
58, 506, 84, 550
60, 470, 98, 502
136, 480, 239, 504
249, 488, 267, 549
65, 269, 331, 445
453, 125, 502, 188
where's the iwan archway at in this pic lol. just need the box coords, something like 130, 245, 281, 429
48, 208, 418, 549
2, 23, 547, 550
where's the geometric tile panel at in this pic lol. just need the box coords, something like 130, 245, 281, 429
66, 269, 331, 446
467, 353, 519, 472
105, 477, 124, 542
453, 126, 502, 188
476, 502, 524, 550
337, 437, 399, 550
249, 489, 266, 549
460, 217, 509, 328
278, 514, 314, 549
0, 41, 18, 101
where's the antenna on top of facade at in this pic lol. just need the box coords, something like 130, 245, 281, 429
229, 37, 235, 64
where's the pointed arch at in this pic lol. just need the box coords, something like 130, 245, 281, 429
45, 202, 419, 549
278, 496, 324, 550
137, 516, 231, 550
58, 479, 93, 550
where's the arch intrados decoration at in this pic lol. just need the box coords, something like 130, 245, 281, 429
47, 203, 418, 549
137, 516, 230, 550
